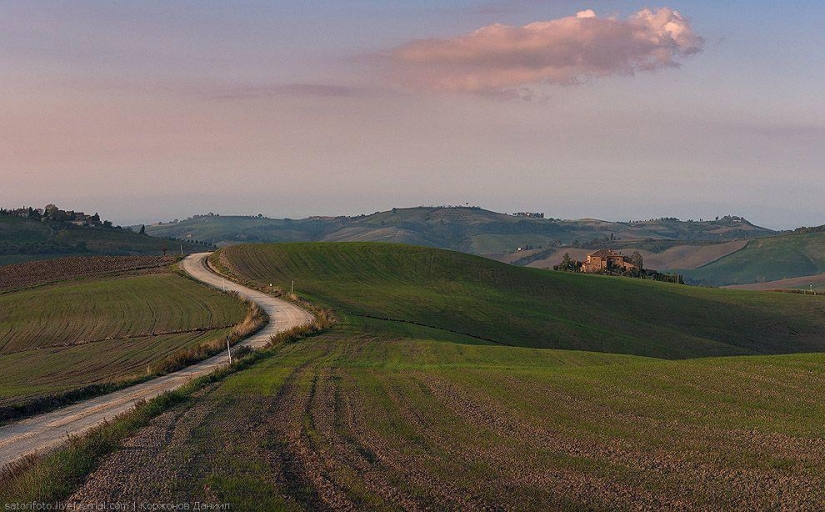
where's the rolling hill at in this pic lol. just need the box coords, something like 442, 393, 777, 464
680, 231, 825, 286
214, 242, 825, 359
147, 207, 775, 259
0, 213, 211, 265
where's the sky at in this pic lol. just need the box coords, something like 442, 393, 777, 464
2, 1, 824, 229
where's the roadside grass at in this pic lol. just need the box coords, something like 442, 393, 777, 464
0, 319, 333, 506
0, 270, 249, 419
217, 242, 825, 359
74, 317, 825, 508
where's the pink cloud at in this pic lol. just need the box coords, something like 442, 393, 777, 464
388, 8, 703, 94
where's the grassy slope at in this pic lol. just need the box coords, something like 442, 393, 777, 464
682, 232, 825, 286
218, 242, 825, 359
0, 272, 246, 406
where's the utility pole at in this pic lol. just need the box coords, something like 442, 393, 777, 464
226, 336, 232, 365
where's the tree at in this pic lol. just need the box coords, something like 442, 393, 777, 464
631, 251, 644, 271
139, 225, 146, 235
554, 253, 579, 273
43, 204, 58, 219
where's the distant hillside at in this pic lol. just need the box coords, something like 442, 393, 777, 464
680, 231, 825, 286
0, 209, 210, 265
147, 207, 775, 258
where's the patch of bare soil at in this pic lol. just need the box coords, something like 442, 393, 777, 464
0, 256, 175, 292
66, 384, 223, 504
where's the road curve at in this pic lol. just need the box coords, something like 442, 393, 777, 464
0, 252, 313, 468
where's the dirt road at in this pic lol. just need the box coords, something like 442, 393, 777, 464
0, 252, 313, 467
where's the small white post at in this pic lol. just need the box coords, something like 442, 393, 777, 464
226, 336, 232, 365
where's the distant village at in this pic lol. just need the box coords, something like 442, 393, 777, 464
0, 204, 112, 228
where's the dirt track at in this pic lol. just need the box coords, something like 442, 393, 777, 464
0, 252, 312, 468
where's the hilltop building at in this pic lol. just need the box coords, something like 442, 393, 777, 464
581, 249, 638, 273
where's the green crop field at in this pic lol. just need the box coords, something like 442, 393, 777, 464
215, 242, 825, 359
35, 243, 825, 507
0, 265, 246, 409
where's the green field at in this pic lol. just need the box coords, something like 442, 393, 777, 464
0, 270, 246, 409
19, 242, 825, 507
66, 316, 825, 508
215, 243, 825, 359
681, 231, 825, 286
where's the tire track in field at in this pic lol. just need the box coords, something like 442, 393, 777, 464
305, 368, 424, 510
260, 355, 342, 510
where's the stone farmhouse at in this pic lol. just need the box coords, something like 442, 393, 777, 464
581, 249, 638, 273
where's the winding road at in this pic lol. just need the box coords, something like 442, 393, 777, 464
0, 252, 313, 468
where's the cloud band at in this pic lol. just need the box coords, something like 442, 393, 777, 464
389, 8, 703, 94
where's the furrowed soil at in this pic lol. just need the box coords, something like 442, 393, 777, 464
68, 317, 825, 509
0, 255, 175, 293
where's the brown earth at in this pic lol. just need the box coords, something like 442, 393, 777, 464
0, 255, 176, 292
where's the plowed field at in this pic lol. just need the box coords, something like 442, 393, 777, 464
0, 266, 246, 409
69, 318, 825, 509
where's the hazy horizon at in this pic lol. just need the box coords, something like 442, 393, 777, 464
2, 1, 823, 231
